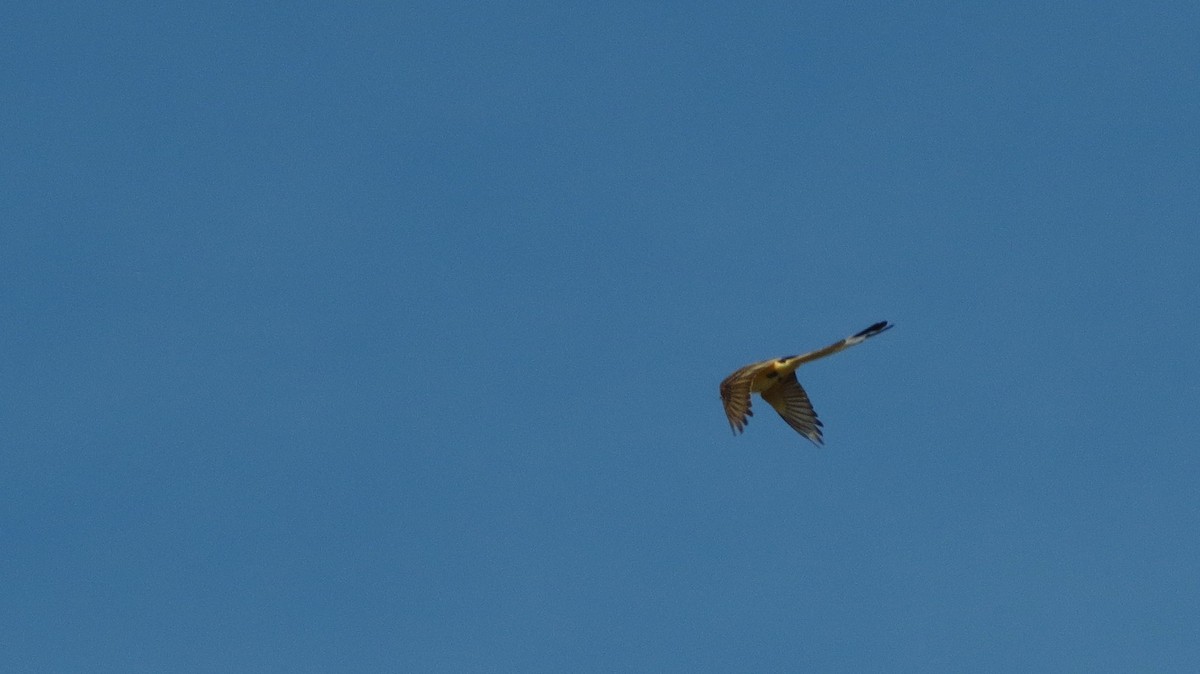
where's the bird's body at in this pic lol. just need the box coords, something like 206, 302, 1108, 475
719, 321, 892, 445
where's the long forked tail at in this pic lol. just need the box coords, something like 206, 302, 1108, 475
788, 320, 893, 367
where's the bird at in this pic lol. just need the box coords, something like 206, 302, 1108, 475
719, 321, 892, 445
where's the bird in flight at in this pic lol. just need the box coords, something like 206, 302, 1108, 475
719, 321, 892, 445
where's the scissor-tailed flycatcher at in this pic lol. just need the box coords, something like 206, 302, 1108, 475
719, 321, 892, 445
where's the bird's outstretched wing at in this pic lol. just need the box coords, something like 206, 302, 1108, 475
719, 362, 768, 434
760, 371, 824, 446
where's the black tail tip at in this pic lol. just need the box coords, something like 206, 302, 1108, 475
855, 321, 893, 338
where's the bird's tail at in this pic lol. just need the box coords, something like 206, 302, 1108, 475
848, 320, 892, 344
786, 320, 893, 368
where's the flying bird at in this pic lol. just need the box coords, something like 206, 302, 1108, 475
719, 321, 892, 445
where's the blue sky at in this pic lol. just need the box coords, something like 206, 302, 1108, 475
4, 1, 1199, 671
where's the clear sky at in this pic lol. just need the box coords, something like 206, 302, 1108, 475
4, 1, 1199, 671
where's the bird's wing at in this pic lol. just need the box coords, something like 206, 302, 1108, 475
760, 371, 824, 446
719, 362, 768, 434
